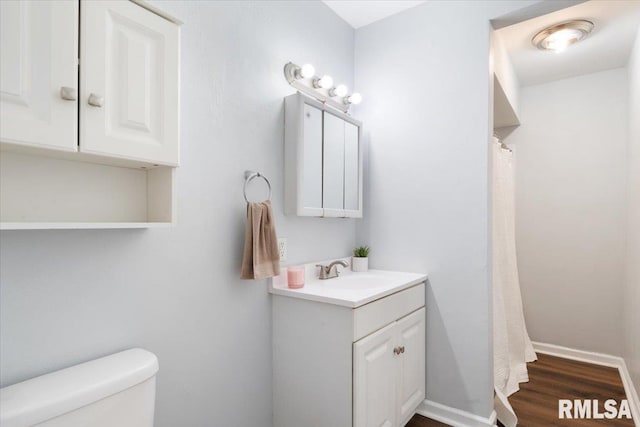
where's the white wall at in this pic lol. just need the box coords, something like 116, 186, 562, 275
0, 2, 357, 426
509, 68, 629, 355
625, 28, 640, 395
354, 0, 536, 418
493, 32, 520, 120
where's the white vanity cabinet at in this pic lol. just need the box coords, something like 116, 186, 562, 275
284, 92, 363, 218
272, 281, 426, 427
0, 0, 180, 229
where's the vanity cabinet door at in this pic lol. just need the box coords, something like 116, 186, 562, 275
80, 0, 180, 166
0, 0, 78, 151
396, 308, 426, 427
323, 112, 346, 217
354, 322, 397, 427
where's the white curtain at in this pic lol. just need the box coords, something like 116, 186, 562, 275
492, 137, 537, 427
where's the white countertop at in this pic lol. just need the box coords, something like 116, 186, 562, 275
269, 258, 427, 308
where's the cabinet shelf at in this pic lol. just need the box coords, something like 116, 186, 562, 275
0, 151, 175, 229
0, 222, 173, 231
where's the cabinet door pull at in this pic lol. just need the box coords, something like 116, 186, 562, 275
60, 87, 77, 101
400, 346, 405, 354
88, 93, 104, 107
393, 347, 401, 355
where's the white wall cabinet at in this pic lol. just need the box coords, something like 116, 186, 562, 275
0, 0, 181, 230
273, 283, 426, 427
285, 92, 363, 218
0, 0, 79, 152
80, 0, 180, 166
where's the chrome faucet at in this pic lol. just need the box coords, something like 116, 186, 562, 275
316, 260, 349, 280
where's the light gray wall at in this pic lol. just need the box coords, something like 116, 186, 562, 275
509, 68, 629, 356
625, 28, 640, 395
354, 0, 536, 418
0, 2, 357, 426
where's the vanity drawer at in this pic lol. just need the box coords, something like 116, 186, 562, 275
352, 282, 425, 342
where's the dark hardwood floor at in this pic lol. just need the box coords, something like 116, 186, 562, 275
406, 414, 449, 427
407, 353, 634, 427
509, 353, 633, 426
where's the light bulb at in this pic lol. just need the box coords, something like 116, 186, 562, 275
544, 28, 582, 51
346, 93, 362, 105
313, 75, 333, 89
298, 63, 315, 79
330, 84, 348, 98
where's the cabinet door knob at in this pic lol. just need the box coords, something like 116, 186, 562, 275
60, 86, 77, 101
393, 347, 401, 355
88, 93, 104, 107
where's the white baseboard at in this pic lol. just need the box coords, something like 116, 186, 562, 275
532, 341, 640, 426
416, 400, 497, 427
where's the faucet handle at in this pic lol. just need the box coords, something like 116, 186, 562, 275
316, 264, 328, 279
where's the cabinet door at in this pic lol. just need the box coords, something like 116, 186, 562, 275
396, 308, 426, 427
354, 322, 397, 427
80, 0, 179, 166
344, 121, 361, 217
0, 0, 78, 151
323, 112, 345, 217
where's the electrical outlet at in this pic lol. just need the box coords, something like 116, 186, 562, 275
278, 238, 287, 262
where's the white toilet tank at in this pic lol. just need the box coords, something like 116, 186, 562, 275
0, 348, 158, 427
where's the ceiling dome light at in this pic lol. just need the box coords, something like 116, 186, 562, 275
345, 93, 362, 105
532, 20, 594, 52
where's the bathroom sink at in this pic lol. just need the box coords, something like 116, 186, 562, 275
269, 259, 427, 308
319, 274, 400, 290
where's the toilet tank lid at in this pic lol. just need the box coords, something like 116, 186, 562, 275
0, 348, 158, 427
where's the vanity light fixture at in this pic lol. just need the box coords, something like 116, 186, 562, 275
313, 75, 334, 89
532, 20, 594, 52
283, 61, 362, 113
296, 63, 316, 79
345, 93, 362, 105
330, 84, 348, 98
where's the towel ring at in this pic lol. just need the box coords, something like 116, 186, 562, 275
243, 170, 272, 202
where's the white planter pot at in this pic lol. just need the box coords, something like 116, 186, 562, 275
352, 257, 368, 272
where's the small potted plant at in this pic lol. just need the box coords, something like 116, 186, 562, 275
352, 246, 370, 272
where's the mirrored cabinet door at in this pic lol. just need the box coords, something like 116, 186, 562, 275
285, 92, 362, 218
323, 112, 346, 217
344, 121, 360, 215
302, 103, 323, 212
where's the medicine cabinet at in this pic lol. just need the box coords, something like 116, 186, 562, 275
284, 92, 363, 218
0, 0, 181, 229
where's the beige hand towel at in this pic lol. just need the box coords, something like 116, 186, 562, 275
240, 200, 281, 280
